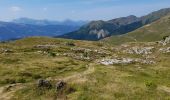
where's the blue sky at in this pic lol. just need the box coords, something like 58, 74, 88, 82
0, 0, 170, 21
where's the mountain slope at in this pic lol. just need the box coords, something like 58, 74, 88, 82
104, 14, 170, 45
58, 15, 141, 40
59, 8, 170, 41
0, 22, 79, 41
141, 8, 170, 25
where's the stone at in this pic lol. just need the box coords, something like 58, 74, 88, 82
1, 48, 13, 53
123, 47, 154, 55
100, 58, 134, 65
56, 81, 67, 91
158, 36, 170, 46
65, 42, 76, 46
37, 79, 52, 89
159, 47, 170, 53
99, 57, 155, 65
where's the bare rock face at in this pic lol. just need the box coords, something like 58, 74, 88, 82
37, 79, 52, 89
97, 29, 110, 39
89, 29, 109, 39
56, 81, 67, 91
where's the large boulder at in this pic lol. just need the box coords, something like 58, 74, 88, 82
56, 81, 67, 91
37, 79, 52, 89
158, 36, 170, 46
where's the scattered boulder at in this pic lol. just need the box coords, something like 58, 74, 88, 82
65, 42, 76, 46
136, 59, 156, 64
123, 47, 154, 55
71, 48, 92, 53
34, 45, 56, 51
158, 36, 170, 46
0, 48, 13, 53
56, 81, 67, 91
94, 49, 110, 55
37, 79, 52, 89
100, 58, 134, 65
159, 47, 170, 53
63, 53, 91, 61
35, 45, 56, 48
99, 57, 155, 65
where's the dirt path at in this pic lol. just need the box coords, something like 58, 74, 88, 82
47, 63, 95, 83
0, 64, 95, 100
63, 64, 95, 82
0, 84, 23, 100
158, 86, 170, 94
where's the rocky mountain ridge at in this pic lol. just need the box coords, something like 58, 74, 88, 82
59, 8, 170, 41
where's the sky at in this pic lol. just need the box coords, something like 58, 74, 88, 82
0, 0, 170, 21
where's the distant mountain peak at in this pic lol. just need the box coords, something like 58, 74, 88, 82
59, 8, 170, 41
12, 17, 88, 26
108, 15, 139, 25
105, 14, 170, 45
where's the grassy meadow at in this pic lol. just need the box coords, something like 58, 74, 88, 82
0, 37, 170, 100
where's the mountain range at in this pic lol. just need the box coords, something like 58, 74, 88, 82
12, 18, 88, 26
59, 8, 170, 41
0, 8, 170, 42
0, 19, 88, 41
1, 6, 170, 100
104, 13, 170, 45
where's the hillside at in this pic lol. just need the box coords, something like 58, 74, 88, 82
104, 14, 170, 45
0, 37, 170, 99
59, 8, 170, 41
58, 15, 141, 41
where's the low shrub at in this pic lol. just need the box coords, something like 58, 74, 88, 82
48, 52, 56, 57
66, 41, 76, 46
145, 81, 157, 90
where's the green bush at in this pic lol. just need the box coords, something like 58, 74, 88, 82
145, 81, 157, 90
83, 51, 89, 57
163, 36, 169, 40
66, 41, 76, 46
48, 52, 56, 57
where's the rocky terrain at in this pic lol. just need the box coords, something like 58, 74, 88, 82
0, 36, 170, 100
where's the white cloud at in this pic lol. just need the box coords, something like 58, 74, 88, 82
10, 6, 22, 12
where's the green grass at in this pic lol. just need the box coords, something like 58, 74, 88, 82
0, 37, 170, 100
